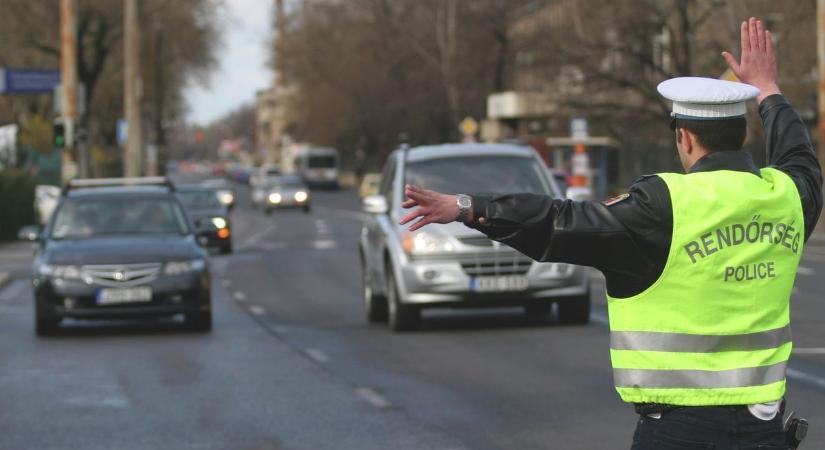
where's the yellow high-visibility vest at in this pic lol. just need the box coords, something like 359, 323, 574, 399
607, 168, 804, 406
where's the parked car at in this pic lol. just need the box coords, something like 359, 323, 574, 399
360, 144, 590, 331
177, 185, 233, 254
18, 177, 212, 335
359, 173, 381, 198
263, 175, 311, 214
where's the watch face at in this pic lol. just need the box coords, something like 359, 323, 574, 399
458, 196, 471, 208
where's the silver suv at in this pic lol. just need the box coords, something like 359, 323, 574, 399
359, 144, 590, 331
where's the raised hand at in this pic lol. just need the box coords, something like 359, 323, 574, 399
399, 185, 462, 232
721, 17, 781, 103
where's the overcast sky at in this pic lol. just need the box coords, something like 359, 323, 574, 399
185, 0, 273, 126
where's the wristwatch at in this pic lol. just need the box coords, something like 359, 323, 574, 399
456, 194, 472, 223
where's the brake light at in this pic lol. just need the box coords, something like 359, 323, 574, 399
217, 228, 230, 239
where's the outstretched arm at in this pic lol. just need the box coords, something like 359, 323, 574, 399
723, 17, 822, 240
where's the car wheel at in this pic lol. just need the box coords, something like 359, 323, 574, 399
557, 290, 591, 325
386, 265, 420, 332
220, 243, 232, 255
524, 301, 553, 320
303, 205, 311, 214
35, 314, 60, 336
186, 311, 212, 332
362, 263, 387, 323
265, 208, 273, 216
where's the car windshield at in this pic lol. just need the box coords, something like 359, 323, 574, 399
178, 190, 222, 210
50, 197, 189, 239
308, 155, 336, 168
269, 175, 304, 188
406, 155, 552, 198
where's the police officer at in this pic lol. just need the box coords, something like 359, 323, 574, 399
399, 17, 822, 449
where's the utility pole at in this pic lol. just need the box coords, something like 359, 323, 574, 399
60, 0, 82, 179
124, 0, 143, 177
150, 19, 164, 177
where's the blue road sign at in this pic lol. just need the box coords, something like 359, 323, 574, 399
0, 68, 61, 94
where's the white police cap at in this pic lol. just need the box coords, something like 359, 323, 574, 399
657, 77, 760, 120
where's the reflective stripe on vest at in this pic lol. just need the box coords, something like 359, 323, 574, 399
606, 168, 804, 406
610, 325, 791, 353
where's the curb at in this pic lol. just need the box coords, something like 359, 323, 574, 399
0, 272, 11, 290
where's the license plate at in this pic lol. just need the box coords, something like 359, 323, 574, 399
470, 275, 529, 292
96, 287, 153, 305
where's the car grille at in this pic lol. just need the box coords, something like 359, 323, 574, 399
461, 254, 533, 276
457, 236, 496, 247
81, 263, 162, 287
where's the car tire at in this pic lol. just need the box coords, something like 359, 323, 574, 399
186, 311, 212, 332
265, 208, 273, 216
524, 301, 553, 319
35, 314, 60, 336
362, 263, 387, 323
386, 265, 419, 332
557, 290, 591, 325
220, 243, 232, 255
303, 205, 311, 214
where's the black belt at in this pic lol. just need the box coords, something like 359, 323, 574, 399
633, 403, 753, 415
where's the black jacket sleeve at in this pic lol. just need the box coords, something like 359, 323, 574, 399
760, 94, 823, 241
467, 176, 673, 298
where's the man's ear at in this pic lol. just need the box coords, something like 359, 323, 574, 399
681, 129, 695, 154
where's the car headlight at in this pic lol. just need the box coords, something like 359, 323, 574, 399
210, 217, 227, 229
268, 193, 282, 204
217, 190, 234, 205
294, 191, 308, 202
401, 232, 455, 254
164, 259, 206, 275
39, 264, 82, 279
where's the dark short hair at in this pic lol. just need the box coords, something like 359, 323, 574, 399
670, 117, 747, 152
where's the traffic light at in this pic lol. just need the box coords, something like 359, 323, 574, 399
53, 122, 66, 149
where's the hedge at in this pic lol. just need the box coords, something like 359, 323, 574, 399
0, 169, 36, 241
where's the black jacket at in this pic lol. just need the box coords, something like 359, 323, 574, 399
468, 95, 823, 298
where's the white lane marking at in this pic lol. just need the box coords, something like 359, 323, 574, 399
221, 279, 232, 288
242, 223, 278, 246
249, 305, 265, 316
312, 239, 338, 250
305, 348, 330, 364
233, 291, 247, 302
796, 266, 814, 276
793, 348, 825, 355
787, 368, 825, 390
355, 387, 392, 409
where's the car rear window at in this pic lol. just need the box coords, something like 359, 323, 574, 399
178, 190, 222, 209
406, 155, 552, 196
50, 197, 190, 239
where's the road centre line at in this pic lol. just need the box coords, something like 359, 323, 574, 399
248, 305, 265, 316
233, 291, 246, 302
793, 348, 825, 355
787, 368, 825, 390
796, 266, 814, 276
305, 348, 330, 364
221, 279, 232, 288
355, 387, 392, 409
242, 223, 278, 246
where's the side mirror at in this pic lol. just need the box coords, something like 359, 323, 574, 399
362, 195, 388, 214
18, 225, 41, 241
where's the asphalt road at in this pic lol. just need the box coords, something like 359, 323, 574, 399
1, 184, 824, 449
